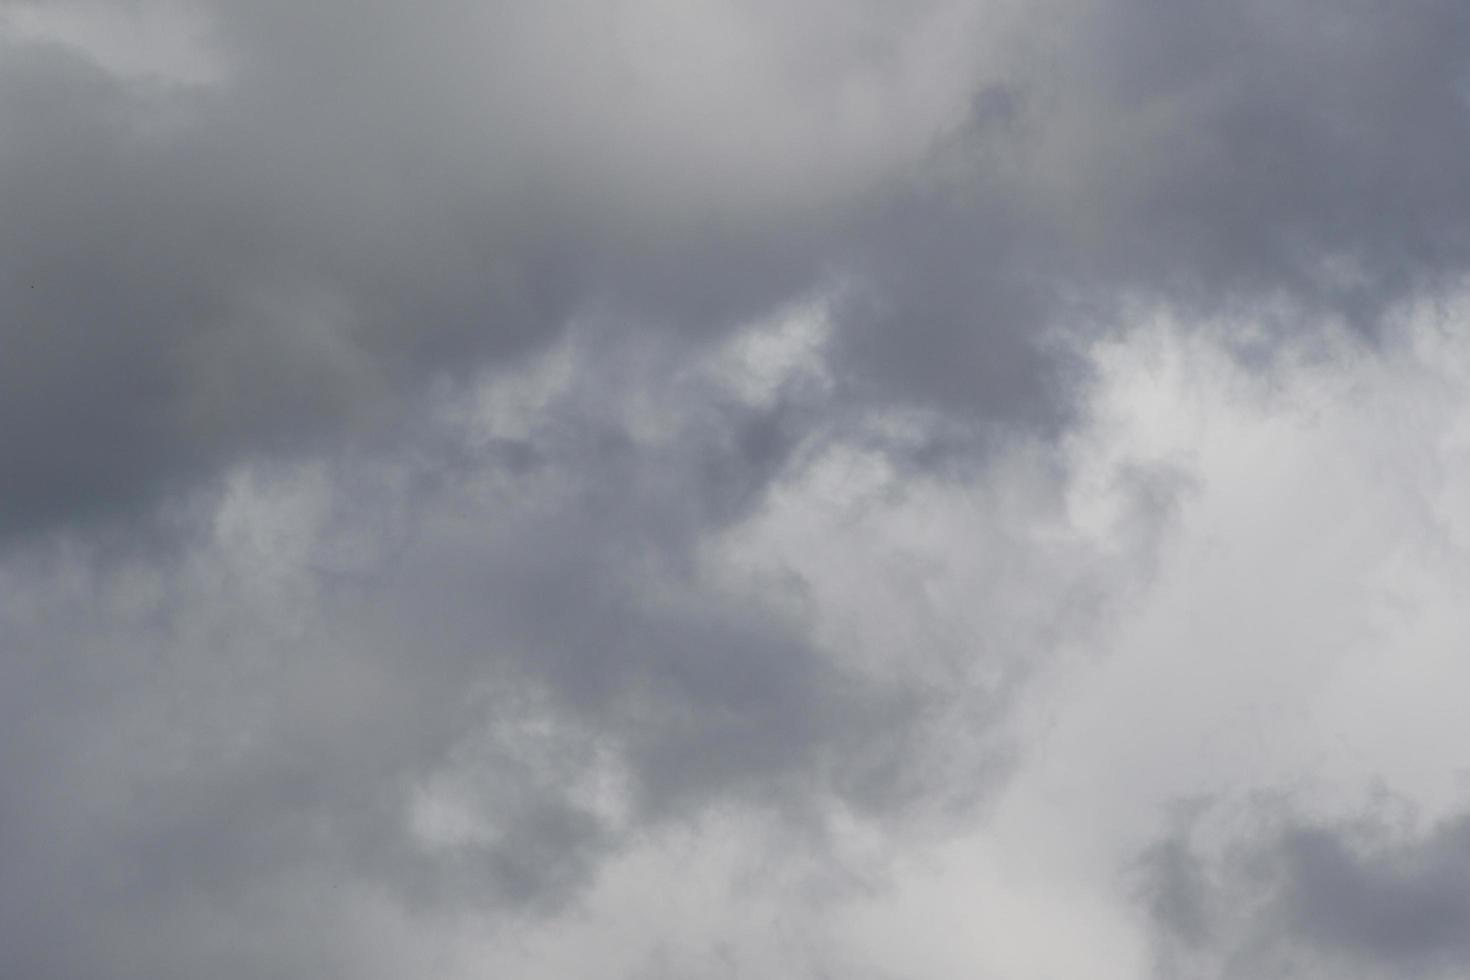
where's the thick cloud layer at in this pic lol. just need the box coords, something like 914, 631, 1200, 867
5, 0, 1468, 534
3, 1, 1470, 977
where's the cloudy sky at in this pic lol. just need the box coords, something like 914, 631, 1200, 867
3, 1, 1470, 977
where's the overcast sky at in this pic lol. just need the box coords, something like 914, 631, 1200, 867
3, 2, 1470, 977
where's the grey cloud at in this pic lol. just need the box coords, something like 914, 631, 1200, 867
1053, 0, 1470, 320
834, 0, 1470, 420
0, 0, 896, 537
3, 1, 1470, 976
0, 335, 1058, 978
4, 0, 1468, 540
1139, 801, 1470, 979
1283, 822, 1470, 965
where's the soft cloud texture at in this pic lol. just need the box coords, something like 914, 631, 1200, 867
2, 1, 1470, 977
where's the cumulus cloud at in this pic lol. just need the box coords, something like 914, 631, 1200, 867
2, 0, 1470, 977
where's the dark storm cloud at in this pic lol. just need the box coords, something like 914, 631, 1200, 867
1139, 802, 1470, 979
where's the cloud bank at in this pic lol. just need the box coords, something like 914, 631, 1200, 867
2, 1, 1469, 977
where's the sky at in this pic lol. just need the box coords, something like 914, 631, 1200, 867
2, 2, 1470, 977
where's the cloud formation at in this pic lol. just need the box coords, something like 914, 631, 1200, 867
5, 0, 1467, 534
2, 1, 1470, 977
1140, 804, 1470, 979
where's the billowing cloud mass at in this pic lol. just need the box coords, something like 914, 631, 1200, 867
2, 2, 1469, 977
